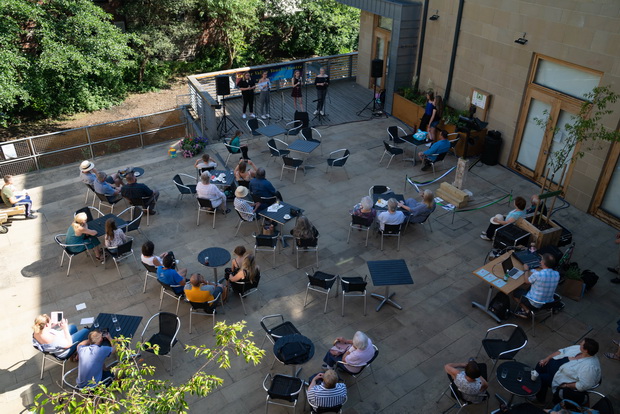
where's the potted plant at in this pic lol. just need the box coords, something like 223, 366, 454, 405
561, 263, 585, 301
178, 136, 209, 158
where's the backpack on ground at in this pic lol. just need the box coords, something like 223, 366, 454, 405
488, 292, 510, 320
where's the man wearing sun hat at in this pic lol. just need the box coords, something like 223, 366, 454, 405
233, 186, 259, 221
79, 160, 98, 185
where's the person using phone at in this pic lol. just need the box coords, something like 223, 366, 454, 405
76, 330, 115, 388
32, 314, 90, 359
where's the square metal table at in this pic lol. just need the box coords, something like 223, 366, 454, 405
400, 135, 428, 166
372, 192, 405, 211
367, 259, 413, 311
209, 170, 235, 187
288, 139, 320, 155
256, 124, 287, 137
94, 313, 143, 339
88, 214, 127, 237
258, 201, 304, 248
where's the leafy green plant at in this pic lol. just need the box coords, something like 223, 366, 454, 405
34, 321, 264, 413
562, 263, 582, 281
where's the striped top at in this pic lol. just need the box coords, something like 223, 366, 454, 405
307, 382, 347, 409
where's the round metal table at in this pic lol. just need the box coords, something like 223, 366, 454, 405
197, 247, 231, 283
273, 333, 315, 377
496, 361, 541, 406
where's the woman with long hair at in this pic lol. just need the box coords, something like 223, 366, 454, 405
291, 215, 319, 245
234, 159, 257, 184
238, 72, 256, 119
66, 212, 103, 261
32, 314, 90, 359
419, 90, 435, 132
291, 70, 303, 111
428, 95, 443, 141
257, 71, 272, 119
104, 218, 127, 249
229, 253, 260, 284
399, 190, 436, 224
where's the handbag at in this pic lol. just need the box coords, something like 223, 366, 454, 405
329, 341, 350, 356
413, 129, 428, 142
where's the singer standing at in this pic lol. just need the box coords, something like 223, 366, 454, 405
257, 71, 271, 119
238, 72, 256, 119
291, 70, 303, 111
314, 67, 330, 115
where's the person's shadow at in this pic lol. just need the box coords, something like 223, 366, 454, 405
2, 358, 54, 412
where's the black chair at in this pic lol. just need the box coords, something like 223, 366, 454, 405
74, 205, 101, 222
477, 324, 528, 377
380, 223, 402, 251
262, 373, 304, 413
379, 141, 404, 168
427, 150, 450, 175
158, 280, 184, 315
280, 156, 305, 184
285, 111, 309, 138
387, 125, 407, 144
326, 149, 350, 179
54, 234, 96, 277
118, 205, 146, 239
103, 236, 138, 279
588, 390, 614, 414
223, 141, 242, 166
141, 262, 158, 293
140, 312, 180, 372
172, 173, 197, 207
84, 183, 97, 206
253, 232, 280, 268
33, 337, 77, 381
246, 118, 266, 137
435, 364, 489, 414
230, 273, 261, 315
95, 191, 124, 215
404, 203, 436, 234
187, 291, 222, 333
62, 364, 115, 391
234, 207, 260, 236
303, 271, 338, 314
127, 196, 153, 226
340, 276, 367, 316
516, 293, 563, 335
335, 344, 378, 401
369, 185, 391, 197
301, 127, 323, 154
309, 400, 346, 414
260, 314, 301, 349
267, 138, 290, 164
196, 197, 217, 228
347, 214, 373, 247
294, 236, 319, 269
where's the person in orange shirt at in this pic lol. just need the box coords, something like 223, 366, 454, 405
184, 273, 227, 304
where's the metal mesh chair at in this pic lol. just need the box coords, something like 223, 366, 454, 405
172, 173, 197, 207
379, 141, 404, 168
280, 156, 305, 184
335, 344, 378, 401
303, 271, 338, 314
435, 364, 489, 414
187, 291, 222, 333
197, 197, 217, 228
141, 262, 158, 293
95, 191, 124, 215
234, 206, 260, 236
326, 149, 350, 179
118, 206, 146, 239
267, 138, 290, 164
347, 214, 373, 247
140, 312, 180, 372
380, 223, 402, 251
158, 280, 184, 315
477, 324, 528, 378
262, 373, 304, 413
387, 125, 407, 144
103, 236, 138, 279
33, 337, 77, 381
230, 273, 261, 315
54, 234, 96, 277
246, 118, 266, 137
254, 232, 280, 268
340, 276, 367, 316
294, 236, 319, 269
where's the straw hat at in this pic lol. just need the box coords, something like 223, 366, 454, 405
235, 186, 249, 198
80, 160, 95, 172
490, 214, 504, 225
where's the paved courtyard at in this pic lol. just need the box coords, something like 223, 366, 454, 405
1, 114, 619, 413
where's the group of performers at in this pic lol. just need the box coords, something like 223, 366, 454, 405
237, 67, 330, 119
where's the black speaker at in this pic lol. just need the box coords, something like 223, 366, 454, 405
215, 75, 230, 96
371, 59, 384, 78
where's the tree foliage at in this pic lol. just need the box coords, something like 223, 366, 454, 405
34, 321, 264, 413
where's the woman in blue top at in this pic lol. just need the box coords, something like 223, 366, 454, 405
419, 91, 435, 132
480, 196, 527, 241
66, 212, 103, 261
228, 130, 250, 160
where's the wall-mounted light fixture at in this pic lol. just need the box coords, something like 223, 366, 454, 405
514, 32, 528, 45
429, 10, 440, 20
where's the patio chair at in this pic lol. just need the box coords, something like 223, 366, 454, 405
301, 127, 323, 154
95, 191, 124, 215
404, 204, 436, 234
172, 173, 197, 207
158, 280, 184, 315
335, 344, 378, 401
54, 234, 96, 277
62, 364, 115, 391
118, 206, 146, 239
588, 390, 614, 414
246, 118, 266, 137
234, 207, 260, 236
223, 141, 242, 166
260, 314, 301, 349
140, 312, 180, 372
379, 141, 404, 168
285, 111, 309, 138
103, 236, 138, 279
230, 273, 261, 315
294, 236, 319, 269
280, 156, 305, 184
368, 185, 391, 197
515, 293, 563, 335
347, 214, 373, 247
427, 150, 449, 176
84, 183, 97, 206
477, 324, 528, 378
126, 196, 153, 226
387, 125, 407, 144
141, 262, 158, 293
340, 276, 367, 316
380, 223, 402, 251
267, 138, 290, 164
435, 363, 489, 414
187, 291, 222, 333
33, 337, 78, 380
197, 197, 217, 228
253, 232, 280, 268
262, 373, 304, 414
326, 149, 350, 180
74, 206, 102, 222
303, 271, 338, 314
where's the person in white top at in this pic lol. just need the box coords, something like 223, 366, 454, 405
196, 172, 229, 214
444, 360, 488, 403
257, 71, 271, 119
377, 198, 405, 231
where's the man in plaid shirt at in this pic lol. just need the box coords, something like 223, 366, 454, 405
513, 253, 560, 318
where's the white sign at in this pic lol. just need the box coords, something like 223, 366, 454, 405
472, 91, 487, 109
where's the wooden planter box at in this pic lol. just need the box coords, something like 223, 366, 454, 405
515, 213, 562, 249
561, 278, 585, 301
392, 93, 424, 128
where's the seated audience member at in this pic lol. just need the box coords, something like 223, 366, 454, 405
94, 171, 122, 203
2, 174, 36, 218
351, 196, 376, 225
104, 218, 127, 250
228, 130, 250, 160
290, 216, 319, 246
228, 253, 260, 284
196, 172, 229, 214
418, 130, 451, 171
444, 360, 488, 403
249, 168, 281, 210
194, 153, 217, 173
76, 330, 115, 388
157, 254, 188, 295
526, 194, 548, 216
307, 369, 347, 410
480, 196, 527, 241
512, 253, 560, 318
534, 338, 601, 404
234, 159, 257, 184
184, 273, 227, 304
399, 189, 436, 223
32, 314, 90, 359
121, 172, 159, 214
233, 186, 259, 221
225, 245, 247, 279
79, 160, 121, 186
66, 212, 103, 261
377, 198, 405, 231
322, 331, 374, 372
140, 241, 177, 269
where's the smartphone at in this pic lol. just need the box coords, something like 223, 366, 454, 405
51, 311, 63, 323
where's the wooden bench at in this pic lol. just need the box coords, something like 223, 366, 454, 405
0, 205, 26, 216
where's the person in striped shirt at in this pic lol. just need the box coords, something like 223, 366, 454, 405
306, 369, 347, 410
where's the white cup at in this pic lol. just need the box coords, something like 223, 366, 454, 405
531, 370, 539, 381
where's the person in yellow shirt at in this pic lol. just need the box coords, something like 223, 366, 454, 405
184, 273, 227, 305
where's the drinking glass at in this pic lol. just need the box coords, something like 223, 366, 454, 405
93, 318, 99, 329
516, 371, 523, 382
501, 368, 508, 379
